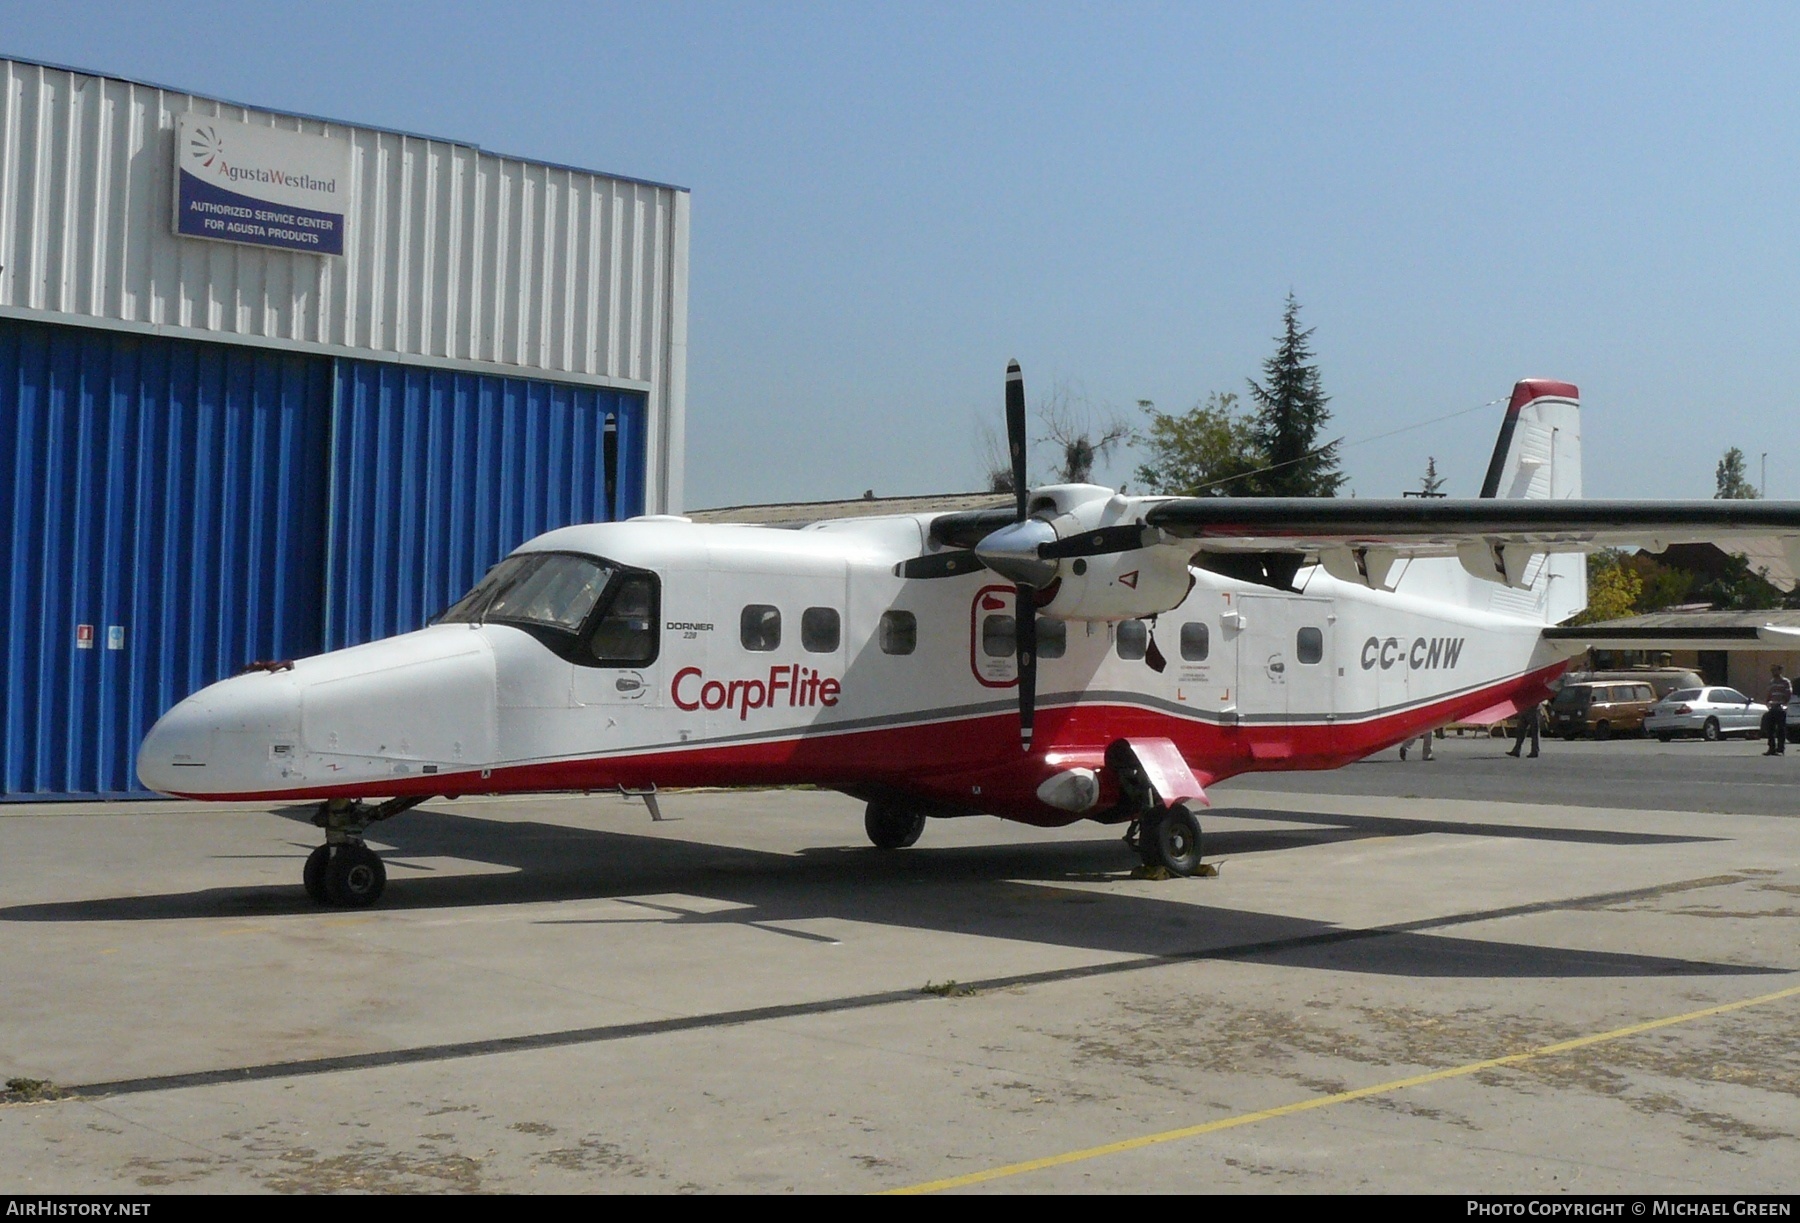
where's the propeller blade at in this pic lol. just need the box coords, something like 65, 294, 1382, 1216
929, 507, 1017, 551
1016, 582, 1037, 752
1037, 524, 1150, 560
894, 550, 984, 579
1006, 360, 1028, 522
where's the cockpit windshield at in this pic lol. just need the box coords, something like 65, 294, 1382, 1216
438, 553, 615, 633
436, 552, 662, 667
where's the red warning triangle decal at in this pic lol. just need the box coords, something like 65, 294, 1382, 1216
1119, 570, 1139, 589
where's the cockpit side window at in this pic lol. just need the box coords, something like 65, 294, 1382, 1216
586, 572, 659, 664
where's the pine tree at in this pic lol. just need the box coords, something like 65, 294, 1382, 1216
1245, 294, 1344, 497
1714, 447, 1761, 499
1419, 456, 1445, 497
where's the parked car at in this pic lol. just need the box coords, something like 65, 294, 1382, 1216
1643, 687, 1767, 742
1559, 668, 1705, 701
1546, 681, 1659, 739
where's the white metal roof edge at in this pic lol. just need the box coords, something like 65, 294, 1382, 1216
0, 50, 691, 195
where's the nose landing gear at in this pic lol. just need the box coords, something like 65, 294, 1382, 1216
303, 843, 388, 906
303, 796, 427, 907
1107, 739, 1207, 877
1132, 803, 1203, 875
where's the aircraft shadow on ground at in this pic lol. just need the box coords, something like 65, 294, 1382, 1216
0, 803, 1772, 981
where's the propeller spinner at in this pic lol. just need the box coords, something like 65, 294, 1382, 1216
892, 362, 1181, 751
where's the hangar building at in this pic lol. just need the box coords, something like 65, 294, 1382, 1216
0, 56, 690, 797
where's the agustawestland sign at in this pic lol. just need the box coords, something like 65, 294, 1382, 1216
173, 114, 351, 255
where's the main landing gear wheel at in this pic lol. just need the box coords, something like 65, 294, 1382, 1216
1138, 804, 1203, 876
865, 800, 927, 849
303, 845, 332, 904
324, 843, 386, 907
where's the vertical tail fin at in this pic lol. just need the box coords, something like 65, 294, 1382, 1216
1480, 379, 1582, 501
1389, 379, 1588, 622
1475, 379, 1586, 623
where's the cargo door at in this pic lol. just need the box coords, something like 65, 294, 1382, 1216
1235, 595, 1334, 723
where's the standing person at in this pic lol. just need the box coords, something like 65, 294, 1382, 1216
1766, 665, 1792, 755
1399, 732, 1434, 761
1508, 702, 1541, 758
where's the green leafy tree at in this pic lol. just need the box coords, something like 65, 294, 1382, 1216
1571, 549, 1642, 625
1134, 392, 1262, 496
1693, 552, 1783, 610
1715, 447, 1761, 499
1621, 552, 1695, 612
1244, 294, 1344, 497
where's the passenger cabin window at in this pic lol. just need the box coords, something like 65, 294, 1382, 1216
1718, 688, 1750, 703
741, 605, 781, 652
880, 610, 917, 655
1116, 620, 1147, 661
1296, 627, 1323, 664
1180, 622, 1209, 661
587, 573, 658, 664
802, 607, 841, 653
982, 614, 1015, 658
1037, 619, 1066, 660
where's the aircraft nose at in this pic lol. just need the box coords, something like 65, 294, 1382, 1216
136, 700, 213, 793
137, 673, 303, 796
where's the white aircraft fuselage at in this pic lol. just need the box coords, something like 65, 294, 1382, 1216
137, 507, 1573, 826
137, 372, 1800, 904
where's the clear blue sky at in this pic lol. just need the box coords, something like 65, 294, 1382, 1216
7, 2, 1797, 506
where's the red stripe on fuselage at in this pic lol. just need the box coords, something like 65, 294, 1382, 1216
167, 663, 1568, 826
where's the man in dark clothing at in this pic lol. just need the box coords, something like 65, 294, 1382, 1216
1508, 702, 1541, 758
1766, 665, 1792, 755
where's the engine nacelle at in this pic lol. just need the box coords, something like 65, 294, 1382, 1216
1040, 545, 1193, 622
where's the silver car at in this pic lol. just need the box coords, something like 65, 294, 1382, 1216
1644, 687, 1766, 742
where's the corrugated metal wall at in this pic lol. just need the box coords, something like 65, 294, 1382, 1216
0, 318, 331, 796
0, 56, 688, 511
327, 360, 646, 648
1, 323, 650, 797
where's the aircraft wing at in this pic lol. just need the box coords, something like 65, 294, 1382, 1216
1141, 497, 1800, 551
1133, 497, 1800, 590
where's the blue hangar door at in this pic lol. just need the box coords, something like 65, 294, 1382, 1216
1, 322, 650, 798
0, 319, 333, 798
324, 360, 647, 649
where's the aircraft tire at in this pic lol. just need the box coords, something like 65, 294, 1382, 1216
303, 845, 332, 904
865, 801, 926, 850
1146, 804, 1202, 876
325, 843, 386, 907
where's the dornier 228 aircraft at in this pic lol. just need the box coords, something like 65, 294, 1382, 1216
139, 364, 1800, 906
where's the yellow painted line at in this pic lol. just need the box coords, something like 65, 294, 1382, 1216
887, 980, 1800, 1194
